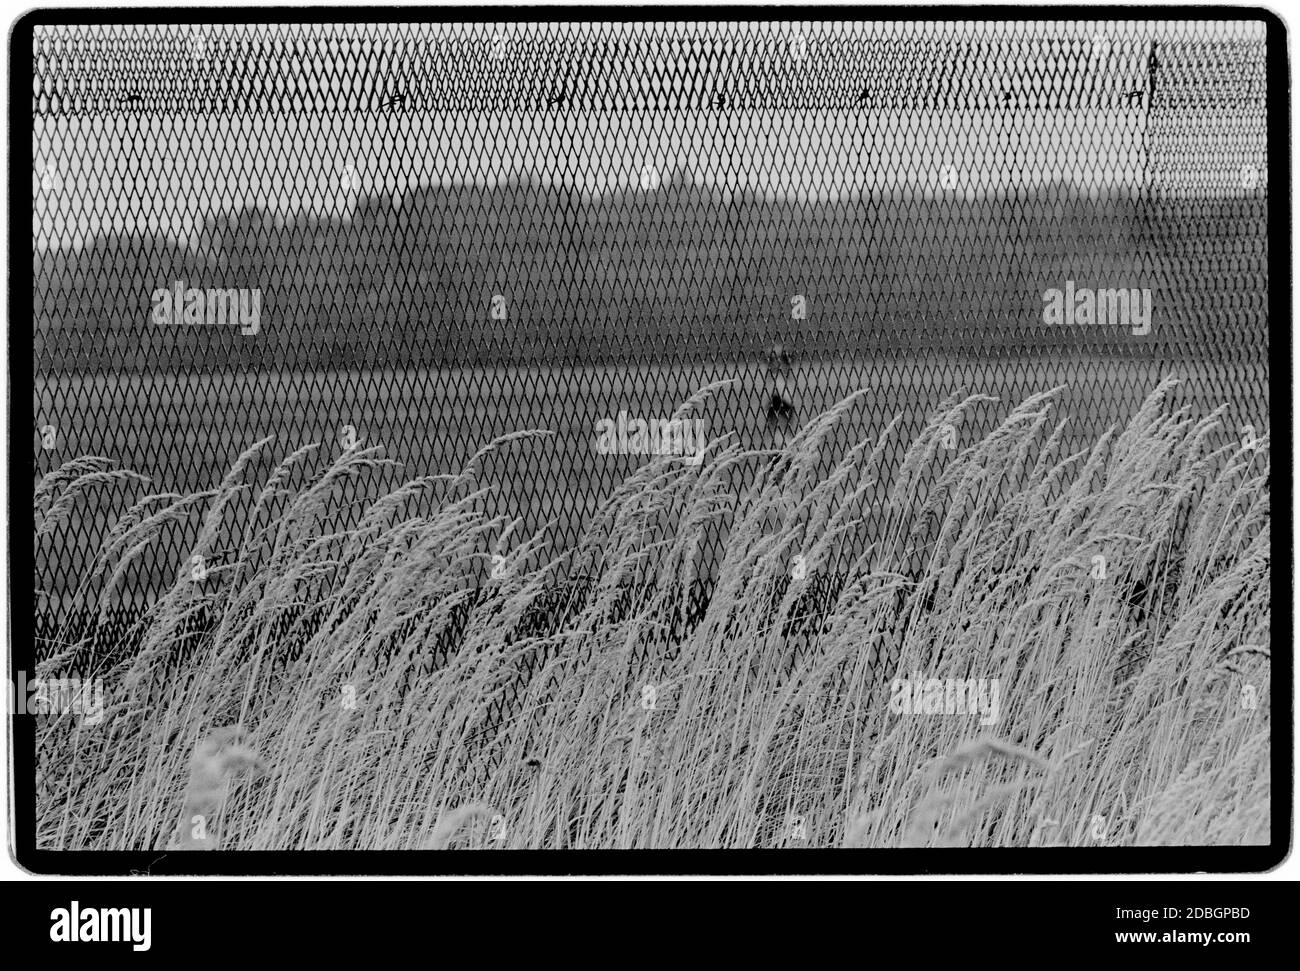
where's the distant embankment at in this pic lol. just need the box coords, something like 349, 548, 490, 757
32, 177, 1267, 371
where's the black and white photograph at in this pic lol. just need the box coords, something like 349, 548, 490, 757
7, 4, 1288, 892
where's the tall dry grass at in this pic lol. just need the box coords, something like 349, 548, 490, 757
33, 380, 1270, 849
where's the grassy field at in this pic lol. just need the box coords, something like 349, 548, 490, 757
33, 355, 1269, 608
33, 379, 1271, 849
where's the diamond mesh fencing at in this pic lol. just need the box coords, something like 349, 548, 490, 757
31, 20, 1269, 664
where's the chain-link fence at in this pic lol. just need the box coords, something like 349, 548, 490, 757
31, 20, 1269, 654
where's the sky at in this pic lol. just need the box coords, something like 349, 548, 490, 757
31, 19, 1268, 250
